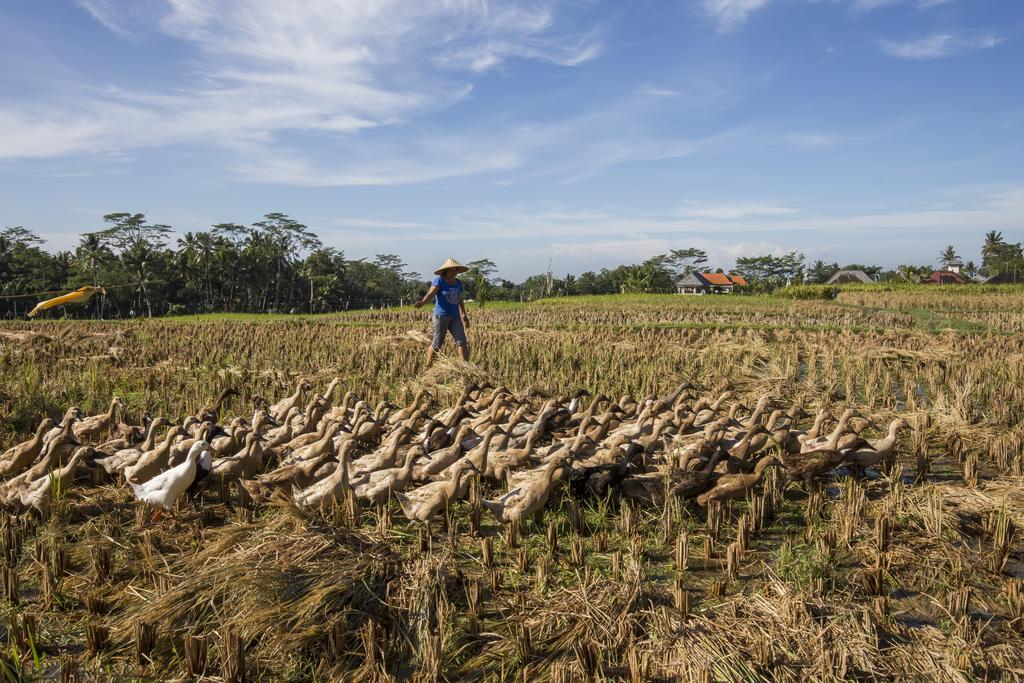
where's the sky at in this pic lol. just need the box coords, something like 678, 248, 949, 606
0, 0, 1022, 281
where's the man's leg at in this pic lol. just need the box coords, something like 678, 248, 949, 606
427, 315, 445, 366
451, 316, 469, 361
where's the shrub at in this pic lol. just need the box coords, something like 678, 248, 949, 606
775, 285, 840, 300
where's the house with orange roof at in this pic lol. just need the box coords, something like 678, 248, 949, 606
676, 272, 748, 295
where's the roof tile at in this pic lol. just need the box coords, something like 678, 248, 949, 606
701, 272, 733, 286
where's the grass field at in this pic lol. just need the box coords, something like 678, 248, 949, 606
1, 289, 1023, 681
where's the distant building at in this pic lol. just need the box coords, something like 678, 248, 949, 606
676, 272, 748, 295
984, 272, 1024, 284
825, 269, 873, 285
676, 272, 710, 294
925, 270, 966, 285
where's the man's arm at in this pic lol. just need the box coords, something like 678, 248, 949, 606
413, 285, 439, 308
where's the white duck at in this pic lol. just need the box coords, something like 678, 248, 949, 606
129, 441, 212, 522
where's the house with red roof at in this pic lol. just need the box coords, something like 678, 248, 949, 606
925, 270, 965, 285
676, 272, 748, 294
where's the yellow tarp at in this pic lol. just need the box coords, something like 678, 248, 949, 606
27, 286, 105, 318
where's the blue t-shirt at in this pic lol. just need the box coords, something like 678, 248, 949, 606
432, 276, 463, 317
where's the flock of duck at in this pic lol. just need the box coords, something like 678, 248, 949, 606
0, 379, 911, 523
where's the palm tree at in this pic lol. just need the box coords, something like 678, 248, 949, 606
177, 231, 217, 310
982, 230, 1004, 261
938, 245, 960, 270
122, 241, 161, 317
74, 233, 114, 318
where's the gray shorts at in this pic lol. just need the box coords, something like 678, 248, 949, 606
432, 314, 467, 350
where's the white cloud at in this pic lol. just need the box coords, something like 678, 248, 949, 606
2, 1, 601, 167
852, 0, 954, 11
677, 202, 801, 220
879, 33, 1002, 60
701, 0, 772, 33
331, 218, 429, 230
410, 186, 1024, 246
637, 84, 680, 98
785, 132, 842, 149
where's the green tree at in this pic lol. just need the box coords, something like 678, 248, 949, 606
733, 251, 805, 290
663, 248, 709, 276
980, 230, 1023, 276
465, 258, 498, 303
895, 264, 932, 282
89, 213, 172, 317
807, 260, 839, 284
938, 245, 961, 270
620, 257, 676, 294
70, 233, 116, 318
251, 213, 321, 312
301, 247, 346, 312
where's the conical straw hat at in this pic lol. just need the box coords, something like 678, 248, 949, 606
433, 257, 469, 276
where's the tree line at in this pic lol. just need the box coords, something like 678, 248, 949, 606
1, 215, 1020, 318
0, 213, 433, 318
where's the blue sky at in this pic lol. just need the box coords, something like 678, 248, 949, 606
1, 0, 1021, 280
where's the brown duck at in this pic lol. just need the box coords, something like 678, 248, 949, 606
697, 455, 780, 506
0, 418, 55, 478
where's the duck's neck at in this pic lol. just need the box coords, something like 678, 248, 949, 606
33, 422, 49, 442
753, 456, 776, 478
160, 431, 177, 450
545, 460, 565, 485
877, 421, 901, 448
702, 449, 724, 473
446, 469, 470, 496
324, 424, 342, 444
745, 406, 766, 429
807, 412, 829, 439
141, 422, 161, 450
401, 449, 419, 476
449, 428, 467, 452
338, 445, 351, 489
474, 430, 495, 458
826, 415, 852, 449
324, 379, 341, 405
737, 428, 759, 450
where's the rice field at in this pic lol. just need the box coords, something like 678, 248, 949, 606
1, 288, 1023, 681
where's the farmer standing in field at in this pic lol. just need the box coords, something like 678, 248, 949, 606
414, 257, 471, 364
